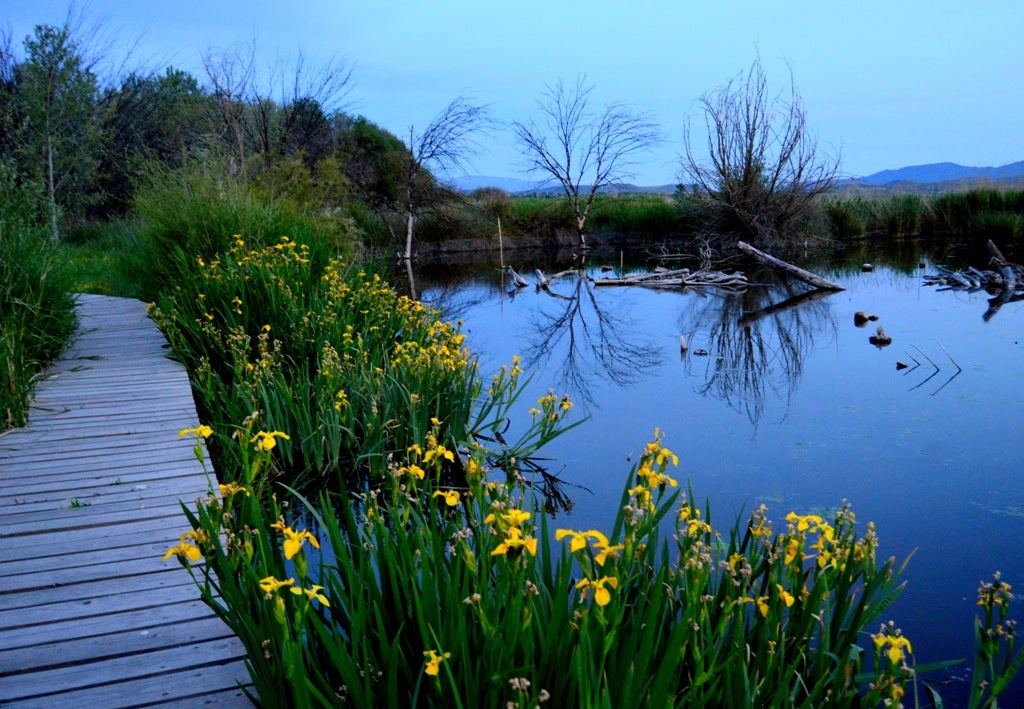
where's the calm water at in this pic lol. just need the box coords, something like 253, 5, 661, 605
411, 243, 1024, 706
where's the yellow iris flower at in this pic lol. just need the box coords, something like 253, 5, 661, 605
291, 584, 330, 606
423, 649, 451, 676
432, 489, 461, 507
576, 575, 619, 607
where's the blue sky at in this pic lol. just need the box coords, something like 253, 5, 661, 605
6, 1, 1023, 184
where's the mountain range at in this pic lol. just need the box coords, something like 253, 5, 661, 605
850, 160, 1024, 186
453, 160, 1024, 194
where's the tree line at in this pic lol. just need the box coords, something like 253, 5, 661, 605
1, 16, 838, 254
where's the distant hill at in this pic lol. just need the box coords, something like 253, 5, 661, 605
448, 175, 555, 193
451, 175, 677, 196
854, 161, 1024, 186
456, 161, 1024, 196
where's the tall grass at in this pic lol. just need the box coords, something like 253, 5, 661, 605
868, 194, 926, 237
824, 188, 1024, 244
824, 198, 867, 240
59, 219, 148, 298
0, 163, 77, 430
132, 160, 362, 299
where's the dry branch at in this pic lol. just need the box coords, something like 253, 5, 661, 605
736, 241, 844, 291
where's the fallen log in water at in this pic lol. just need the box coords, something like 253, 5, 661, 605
593, 268, 749, 292
736, 241, 845, 291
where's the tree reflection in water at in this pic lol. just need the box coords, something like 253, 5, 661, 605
520, 266, 662, 408
679, 273, 838, 430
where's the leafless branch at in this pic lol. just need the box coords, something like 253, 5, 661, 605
682, 56, 839, 249
514, 76, 661, 248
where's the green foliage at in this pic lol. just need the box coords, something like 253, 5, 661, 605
926, 188, 1024, 238
150, 236, 493, 488
967, 574, 1024, 708
504, 196, 575, 237
167, 423, 957, 707
867, 194, 926, 236
131, 160, 360, 299
589, 194, 681, 235
59, 219, 147, 298
968, 211, 1022, 241
0, 161, 77, 429
95, 67, 209, 217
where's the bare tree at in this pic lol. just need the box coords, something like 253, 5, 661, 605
202, 41, 351, 168
400, 96, 490, 260
682, 57, 839, 248
513, 76, 660, 249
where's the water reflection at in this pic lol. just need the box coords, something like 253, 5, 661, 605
679, 272, 838, 430
520, 266, 662, 407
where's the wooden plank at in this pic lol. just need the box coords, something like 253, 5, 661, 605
2, 479, 211, 513
0, 598, 217, 648
0, 546, 201, 592
0, 454, 207, 481
1, 517, 195, 561
0, 566, 198, 612
0, 661, 253, 708
0, 502, 196, 537
0, 538, 173, 576
0, 615, 237, 673
0, 639, 247, 702
0, 427, 203, 453
0, 294, 253, 705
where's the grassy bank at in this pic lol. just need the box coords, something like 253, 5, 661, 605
0, 169, 77, 430
825, 188, 1024, 244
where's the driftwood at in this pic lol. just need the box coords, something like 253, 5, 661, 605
594, 268, 749, 292
923, 241, 1024, 320
737, 241, 845, 291
924, 241, 1024, 293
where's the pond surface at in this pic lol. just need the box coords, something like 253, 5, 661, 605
410, 242, 1024, 706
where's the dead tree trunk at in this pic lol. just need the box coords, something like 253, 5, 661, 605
737, 241, 844, 291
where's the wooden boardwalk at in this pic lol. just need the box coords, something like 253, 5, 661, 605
0, 294, 252, 707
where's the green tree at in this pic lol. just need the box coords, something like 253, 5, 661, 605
12, 23, 104, 240
97, 67, 209, 216
335, 115, 422, 243
202, 42, 350, 171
